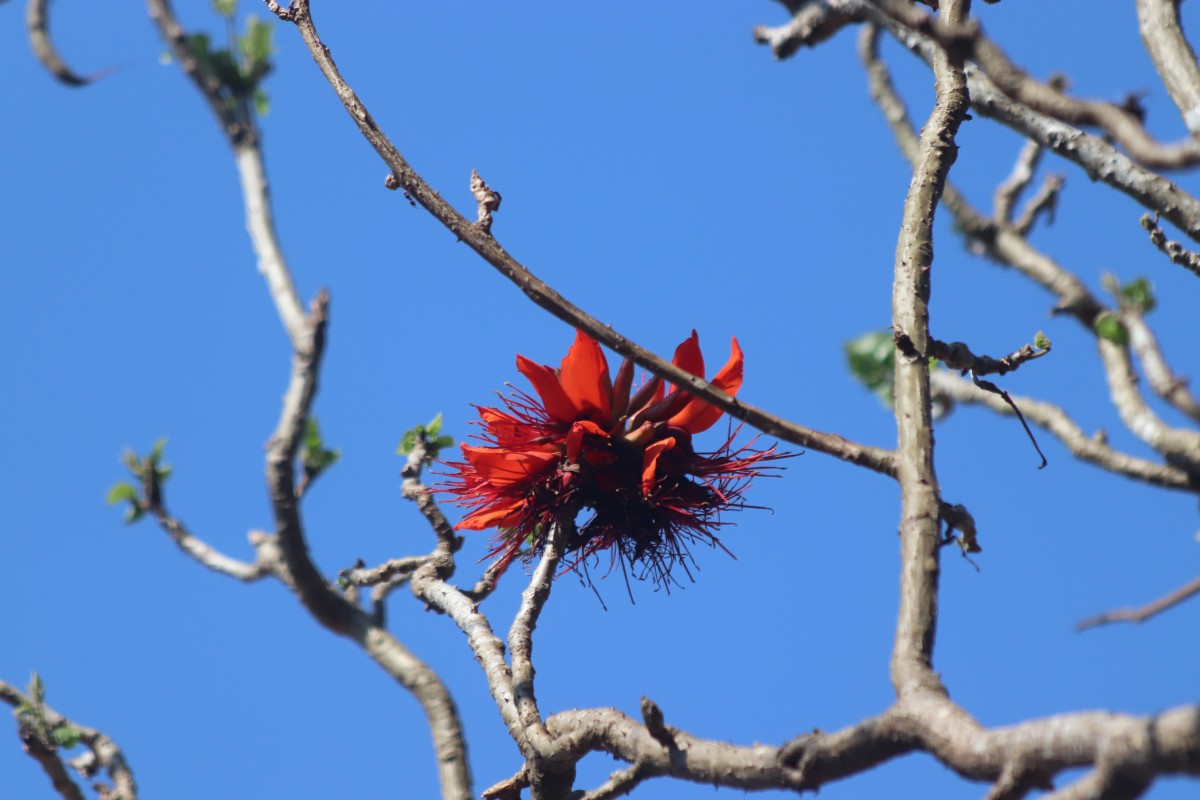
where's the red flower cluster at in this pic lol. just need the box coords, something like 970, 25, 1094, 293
441, 329, 786, 586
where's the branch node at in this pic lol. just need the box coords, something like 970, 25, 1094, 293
471, 169, 502, 234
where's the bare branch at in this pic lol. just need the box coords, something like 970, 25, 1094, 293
1122, 310, 1200, 423
146, 0, 306, 343
863, 23, 1200, 483
1012, 172, 1063, 237
929, 370, 1196, 491
149, 507, 271, 582
1139, 213, 1200, 279
752, 0, 865, 60
265, 0, 897, 480
26, 0, 105, 87
868, 7, 1200, 247
1136, 0, 1200, 138
576, 760, 653, 800
888, 0, 969, 698
1078, 574, 1200, 631
874, 0, 1200, 169
508, 525, 563, 753
235, 146, 308, 345
993, 139, 1044, 225
549, 700, 1200, 794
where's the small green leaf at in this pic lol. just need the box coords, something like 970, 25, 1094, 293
398, 429, 417, 455
51, 726, 83, 749
240, 16, 274, 64
1118, 277, 1156, 314
433, 435, 455, 451
304, 418, 324, 451
1101, 271, 1120, 297
1033, 331, 1051, 350
1094, 314, 1129, 345
149, 438, 168, 467
845, 330, 896, 408
426, 412, 444, 437
253, 88, 270, 117
211, 0, 237, 18
124, 505, 145, 525
106, 482, 138, 506
28, 673, 44, 705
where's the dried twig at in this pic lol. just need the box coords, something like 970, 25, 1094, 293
1077, 574, 1200, 631
1139, 213, 1200, 279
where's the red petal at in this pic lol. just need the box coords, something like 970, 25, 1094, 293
671, 330, 705, 380
669, 337, 744, 433
641, 436, 676, 495
457, 501, 526, 531
559, 330, 612, 421
564, 419, 606, 461
517, 355, 578, 423
463, 445, 556, 487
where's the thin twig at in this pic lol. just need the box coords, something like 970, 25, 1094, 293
994, 139, 1044, 225
1139, 213, 1200, 279
266, 0, 897, 480
0, 680, 138, 800
929, 370, 1195, 491
1077, 574, 1200, 631
26, 0, 103, 86
874, 0, 1200, 169
888, 0, 969, 699
1012, 172, 1063, 236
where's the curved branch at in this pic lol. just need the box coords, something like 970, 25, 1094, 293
887, 0, 969, 698
148, 507, 271, 581
265, 0, 896, 480
929, 370, 1196, 491
868, 6, 1200, 247
146, 0, 306, 343
862, 23, 1200, 487
0, 680, 137, 800
1077, 573, 1200, 631
1136, 0, 1200, 138
1122, 309, 1200, 424
875, 0, 1200, 170
26, 0, 100, 87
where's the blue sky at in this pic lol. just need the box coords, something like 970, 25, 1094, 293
3, 2, 1198, 798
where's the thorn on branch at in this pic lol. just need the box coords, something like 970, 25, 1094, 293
471, 170, 502, 234
640, 697, 677, 749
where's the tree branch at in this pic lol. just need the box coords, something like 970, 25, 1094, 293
1077, 574, 1200, 631
874, 0, 1200, 170
26, 0, 100, 87
1121, 308, 1200, 424
0, 680, 137, 800
868, 5, 1200, 247
888, 0, 969, 698
862, 22, 1200, 487
1139, 212, 1200, 280
265, 0, 896, 479
929, 370, 1196, 491
1136, 0, 1200, 138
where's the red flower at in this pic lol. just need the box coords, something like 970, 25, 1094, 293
441, 329, 788, 586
